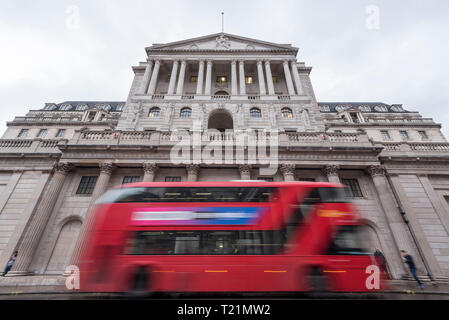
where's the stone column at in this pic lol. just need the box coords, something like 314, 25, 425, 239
257, 60, 266, 96
283, 60, 296, 96
280, 164, 296, 181
138, 60, 153, 94
322, 165, 341, 184
143, 162, 158, 182
367, 165, 409, 278
290, 60, 304, 95
147, 59, 161, 95
205, 60, 213, 95
264, 60, 275, 95
176, 60, 187, 95
239, 165, 252, 180
167, 60, 179, 95
196, 60, 205, 95
231, 60, 238, 96
10, 162, 73, 275
186, 164, 200, 182
239, 60, 246, 95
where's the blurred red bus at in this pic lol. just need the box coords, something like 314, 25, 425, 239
79, 181, 387, 294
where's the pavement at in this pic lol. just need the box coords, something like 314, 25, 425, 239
1, 275, 449, 299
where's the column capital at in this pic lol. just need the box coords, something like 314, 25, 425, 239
238, 59, 245, 64
257, 59, 264, 65
367, 165, 387, 177
154, 59, 161, 65
186, 164, 200, 175
54, 162, 73, 174
238, 164, 252, 175
280, 163, 295, 175
264, 60, 271, 65
231, 59, 237, 65
143, 161, 158, 174
99, 162, 114, 175
283, 60, 290, 66
322, 165, 340, 177
206, 60, 213, 65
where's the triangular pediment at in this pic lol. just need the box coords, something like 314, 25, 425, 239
147, 33, 297, 52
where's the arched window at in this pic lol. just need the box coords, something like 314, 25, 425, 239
281, 107, 293, 118
149, 107, 161, 118
250, 107, 262, 118
180, 107, 192, 118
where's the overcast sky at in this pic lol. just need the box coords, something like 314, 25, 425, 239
1, 0, 448, 137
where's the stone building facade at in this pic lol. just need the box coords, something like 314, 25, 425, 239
1, 33, 449, 282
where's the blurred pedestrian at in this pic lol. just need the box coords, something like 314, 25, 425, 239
401, 250, 423, 289
374, 248, 390, 280
1, 251, 18, 277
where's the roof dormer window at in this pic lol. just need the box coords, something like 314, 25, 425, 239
60, 104, 72, 111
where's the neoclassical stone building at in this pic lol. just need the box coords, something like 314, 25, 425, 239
1, 33, 449, 282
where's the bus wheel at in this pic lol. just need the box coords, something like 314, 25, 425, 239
128, 267, 150, 298
307, 267, 328, 298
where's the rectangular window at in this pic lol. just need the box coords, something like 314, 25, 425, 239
399, 131, 409, 140
165, 176, 181, 182
245, 76, 254, 84
380, 130, 391, 140
334, 130, 342, 133
190, 76, 198, 83
76, 176, 98, 195
56, 129, 66, 138
17, 129, 29, 138
37, 129, 47, 138
216, 76, 227, 83
418, 131, 428, 140
341, 179, 363, 198
122, 176, 142, 184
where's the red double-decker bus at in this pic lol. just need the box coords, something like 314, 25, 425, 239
78, 181, 387, 294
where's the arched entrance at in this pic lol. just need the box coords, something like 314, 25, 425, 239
208, 109, 234, 132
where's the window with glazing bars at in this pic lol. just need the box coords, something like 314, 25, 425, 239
180, 108, 192, 118
250, 108, 262, 118
165, 176, 181, 182
76, 176, 98, 195
122, 176, 142, 184
341, 179, 363, 198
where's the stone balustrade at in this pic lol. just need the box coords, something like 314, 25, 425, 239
211, 95, 231, 100
3, 131, 449, 156
0, 139, 67, 153
381, 142, 449, 154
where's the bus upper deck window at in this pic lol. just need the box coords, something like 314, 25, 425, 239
302, 187, 347, 204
